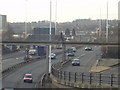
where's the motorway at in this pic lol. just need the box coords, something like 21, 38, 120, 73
2, 48, 63, 88
2, 46, 119, 88
3, 59, 46, 88
2, 51, 25, 60
2, 49, 63, 71
60, 46, 119, 86
62, 46, 101, 73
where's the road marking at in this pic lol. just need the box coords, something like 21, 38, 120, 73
80, 54, 85, 57
76, 54, 86, 59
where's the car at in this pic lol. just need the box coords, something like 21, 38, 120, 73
72, 59, 80, 66
23, 74, 33, 83
67, 52, 75, 56
71, 47, 76, 52
24, 55, 33, 60
85, 47, 92, 51
29, 49, 37, 55
56, 45, 62, 49
65, 37, 70, 42
50, 53, 56, 59
65, 39, 70, 42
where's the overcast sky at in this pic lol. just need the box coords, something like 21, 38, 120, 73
0, 0, 119, 22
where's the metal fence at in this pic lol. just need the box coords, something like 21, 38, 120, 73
51, 66, 119, 87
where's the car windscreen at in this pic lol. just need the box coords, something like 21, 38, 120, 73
73, 60, 79, 62
25, 75, 32, 78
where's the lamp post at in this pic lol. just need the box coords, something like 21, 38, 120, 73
106, 1, 109, 43
106, 1, 109, 54
25, 0, 29, 58
25, 0, 28, 39
49, 0, 52, 74
55, 0, 57, 35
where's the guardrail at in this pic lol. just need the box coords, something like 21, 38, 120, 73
35, 73, 46, 88
2, 50, 65, 78
51, 64, 119, 88
2, 55, 46, 78
40, 74, 47, 87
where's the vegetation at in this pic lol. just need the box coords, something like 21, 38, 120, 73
65, 28, 70, 35
2, 23, 15, 40
100, 25, 119, 59
71, 29, 76, 36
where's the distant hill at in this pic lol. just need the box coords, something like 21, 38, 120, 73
9, 19, 117, 35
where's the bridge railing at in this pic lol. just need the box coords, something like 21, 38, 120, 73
2, 34, 118, 43
51, 66, 119, 88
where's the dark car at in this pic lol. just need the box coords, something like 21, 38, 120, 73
72, 59, 80, 66
85, 47, 92, 51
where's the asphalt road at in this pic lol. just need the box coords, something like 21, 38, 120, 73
2, 48, 63, 88
2, 46, 119, 88
2, 48, 63, 71
2, 51, 25, 60
59, 46, 119, 86
3, 58, 46, 88
62, 46, 101, 73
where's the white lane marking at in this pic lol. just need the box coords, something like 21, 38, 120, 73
73, 54, 86, 60
16, 58, 19, 60
80, 54, 85, 57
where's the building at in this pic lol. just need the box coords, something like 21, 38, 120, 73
0, 14, 7, 31
33, 28, 55, 35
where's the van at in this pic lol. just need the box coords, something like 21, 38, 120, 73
29, 49, 37, 55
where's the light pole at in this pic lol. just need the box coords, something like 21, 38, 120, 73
99, 8, 102, 37
25, 0, 29, 58
106, 1, 109, 43
49, 0, 52, 74
106, 0, 109, 54
55, 0, 57, 35
25, 0, 28, 39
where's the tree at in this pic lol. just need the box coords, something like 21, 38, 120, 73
3, 23, 15, 40
65, 28, 70, 35
71, 28, 76, 36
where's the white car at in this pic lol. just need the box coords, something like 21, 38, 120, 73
72, 59, 80, 66
23, 74, 33, 83
29, 49, 37, 55
85, 47, 92, 51
50, 53, 56, 59
71, 47, 76, 52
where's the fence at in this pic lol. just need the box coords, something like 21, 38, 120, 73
51, 66, 119, 88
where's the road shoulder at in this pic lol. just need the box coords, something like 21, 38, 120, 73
90, 59, 119, 72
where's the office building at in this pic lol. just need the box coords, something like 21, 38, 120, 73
0, 14, 7, 31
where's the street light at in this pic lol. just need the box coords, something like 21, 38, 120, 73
25, 0, 28, 39
55, 0, 57, 35
106, 0, 109, 43
49, 0, 52, 74
106, 0, 109, 54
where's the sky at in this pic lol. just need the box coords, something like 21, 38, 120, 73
0, 0, 119, 22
